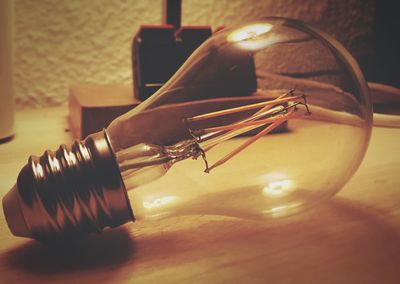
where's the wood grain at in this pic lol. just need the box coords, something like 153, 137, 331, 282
0, 106, 399, 284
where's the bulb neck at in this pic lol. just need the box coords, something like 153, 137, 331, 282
3, 130, 134, 241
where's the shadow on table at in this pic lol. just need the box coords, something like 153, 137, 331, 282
2, 198, 400, 283
2, 226, 134, 275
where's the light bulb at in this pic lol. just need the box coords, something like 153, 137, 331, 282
3, 17, 372, 241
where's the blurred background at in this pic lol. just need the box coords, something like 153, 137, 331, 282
7, 0, 399, 108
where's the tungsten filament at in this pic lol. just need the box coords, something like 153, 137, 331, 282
186, 90, 310, 172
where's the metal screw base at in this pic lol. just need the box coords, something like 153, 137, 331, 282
3, 130, 134, 241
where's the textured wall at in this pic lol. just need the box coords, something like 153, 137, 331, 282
13, 0, 373, 108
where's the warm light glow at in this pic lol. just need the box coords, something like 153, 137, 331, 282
143, 196, 177, 210
262, 179, 293, 197
227, 23, 273, 42
261, 172, 295, 198
264, 203, 301, 218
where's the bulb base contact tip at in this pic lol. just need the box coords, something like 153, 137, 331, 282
2, 131, 134, 241
3, 184, 31, 238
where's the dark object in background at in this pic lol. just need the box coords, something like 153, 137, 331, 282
132, 25, 178, 100
69, 0, 213, 139
163, 0, 181, 28
132, 0, 212, 100
369, 0, 400, 87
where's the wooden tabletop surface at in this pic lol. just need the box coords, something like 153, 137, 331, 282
0, 106, 399, 284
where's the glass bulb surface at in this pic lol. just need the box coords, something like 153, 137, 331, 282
107, 18, 372, 222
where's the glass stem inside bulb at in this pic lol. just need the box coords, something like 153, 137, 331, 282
116, 139, 207, 190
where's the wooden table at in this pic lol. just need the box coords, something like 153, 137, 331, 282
0, 107, 399, 284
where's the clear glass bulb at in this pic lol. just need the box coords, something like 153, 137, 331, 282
107, 17, 372, 222
3, 17, 372, 240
